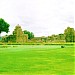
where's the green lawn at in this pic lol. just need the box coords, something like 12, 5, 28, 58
0, 45, 74, 75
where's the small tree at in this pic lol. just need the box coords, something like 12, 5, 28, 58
0, 18, 10, 35
23, 30, 34, 39
30, 32, 34, 39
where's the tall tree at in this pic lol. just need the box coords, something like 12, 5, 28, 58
0, 18, 10, 34
30, 32, 34, 39
64, 27, 74, 42
23, 30, 34, 39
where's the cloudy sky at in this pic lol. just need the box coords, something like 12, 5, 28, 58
0, 0, 74, 36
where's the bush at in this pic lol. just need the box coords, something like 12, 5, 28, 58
61, 46, 65, 48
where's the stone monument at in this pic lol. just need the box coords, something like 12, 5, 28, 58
13, 24, 28, 43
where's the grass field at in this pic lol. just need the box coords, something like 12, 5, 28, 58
0, 44, 74, 75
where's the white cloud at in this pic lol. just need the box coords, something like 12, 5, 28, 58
0, 0, 74, 36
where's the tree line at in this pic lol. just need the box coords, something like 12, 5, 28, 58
0, 18, 75, 42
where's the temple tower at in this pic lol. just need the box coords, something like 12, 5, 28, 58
13, 24, 28, 43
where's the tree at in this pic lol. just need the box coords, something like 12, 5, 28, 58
64, 27, 74, 42
30, 32, 34, 39
58, 34, 65, 40
0, 18, 10, 34
23, 30, 34, 39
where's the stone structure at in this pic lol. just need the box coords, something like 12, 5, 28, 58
13, 24, 28, 43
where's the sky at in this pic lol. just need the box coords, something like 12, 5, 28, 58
0, 0, 74, 37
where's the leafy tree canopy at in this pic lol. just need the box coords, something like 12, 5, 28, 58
23, 30, 34, 39
64, 27, 74, 42
0, 18, 10, 34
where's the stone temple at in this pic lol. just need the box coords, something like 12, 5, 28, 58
13, 24, 28, 43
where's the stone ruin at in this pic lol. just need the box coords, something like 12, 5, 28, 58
13, 24, 28, 43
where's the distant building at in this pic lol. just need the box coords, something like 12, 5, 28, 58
13, 24, 28, 43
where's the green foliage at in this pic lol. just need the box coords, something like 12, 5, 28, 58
0, 18, 10, 34
24, 30, 34, 39
64, 27, 75, 42
7, 35, 16, 42
2, 35, 8, 42
58, 34, 65, 40
48, 34, 65, 42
